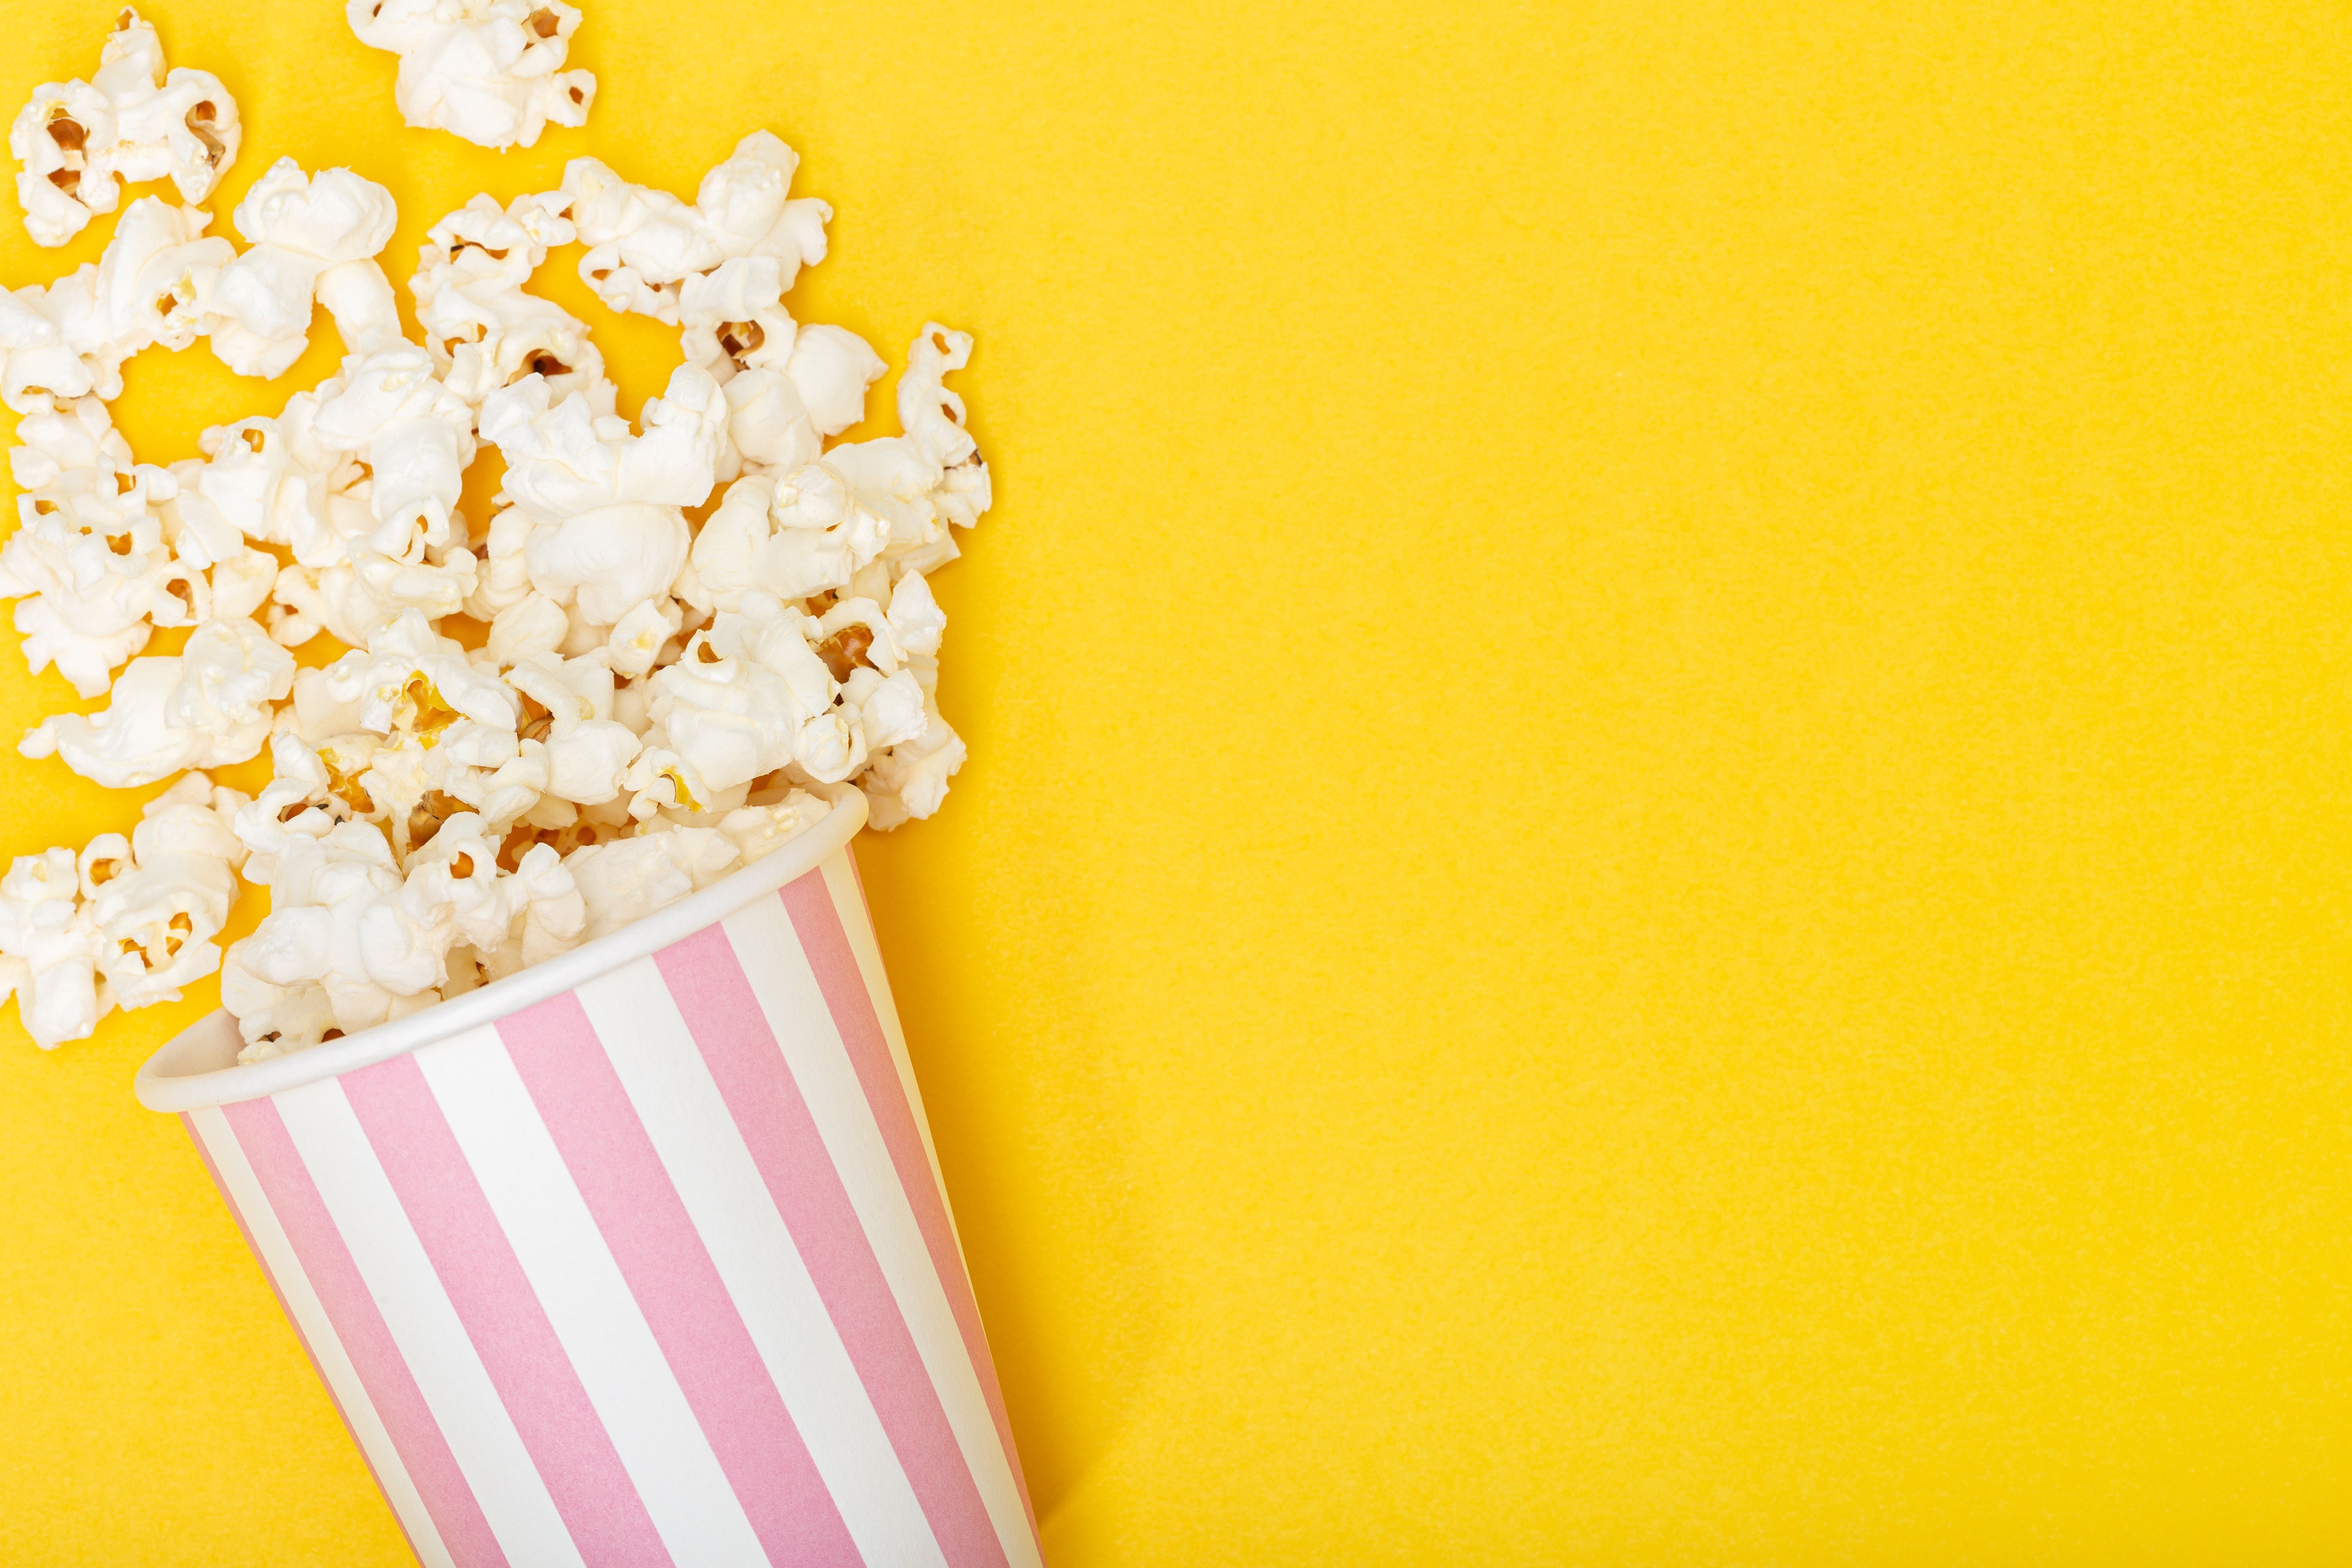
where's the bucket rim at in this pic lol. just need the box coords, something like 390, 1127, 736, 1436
132, 790, 868, 1114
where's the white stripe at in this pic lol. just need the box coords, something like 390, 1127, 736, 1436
724, 897, 1041, 1568
191, 1106, 456, 1568
273, 1077, 586, 1568
576, 958, 950, 1568
818, 849, 953, 1222
412, 1024, 771, 1567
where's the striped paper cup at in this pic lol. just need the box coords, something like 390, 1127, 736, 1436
135, 793, 1042, 1568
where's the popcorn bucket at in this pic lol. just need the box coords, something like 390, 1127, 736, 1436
135, 793, 1041, 1568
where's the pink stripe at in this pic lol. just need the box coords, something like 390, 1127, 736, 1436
658, 922, 1010, 1568
340, 1053, 672, 1568
784, 870, 1041, 1548
220, 1097, 508, 1568
496, 989, 862, 1568
185, 1115, 420, 1565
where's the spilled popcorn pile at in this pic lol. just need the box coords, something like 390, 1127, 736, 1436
0, 8, 988, 1056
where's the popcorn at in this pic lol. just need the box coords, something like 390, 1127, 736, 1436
0, 400, 177, 695
9, 7, 240, 248
718, 789, 833, 862
0, 846, 104, 1048
92, 196, 231, 359
480, 362, 725, 625
301, 610, 540, 851
168, 399, 343, 564
312, 346, 477, 554
219, 805, 592, 1058
95, 772, 249, 1009
19, 617, 294, 788
681, 325, 989, 613
217, 817, 407, 1054
209, 161, 401, 377
0, 271, 110, 415
542, 134, 833, 326
563, 825, 739, 940
0, 773, 246, 1047
410, 192, 606, 410
1, 121, 995, 1057
346, 0, 594, 151
504, 650, 641, 804
0, 199, 229, 415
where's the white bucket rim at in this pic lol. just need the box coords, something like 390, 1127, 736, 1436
133, 790, 869, 1115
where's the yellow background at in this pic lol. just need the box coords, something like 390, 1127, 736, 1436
2, 0, 2349, 1560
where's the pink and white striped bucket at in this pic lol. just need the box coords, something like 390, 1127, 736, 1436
136, 793, 1042, 1568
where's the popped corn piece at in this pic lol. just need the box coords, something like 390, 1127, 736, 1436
504, 650, 640, 804
217, 969, 334, 1061
218, 817, 407, 1053
209, 160, 401, 377
482, 586, 567, 663
0, 773, 245, 1046
312, 346, 477, 549
324, 609, 518, 740
562, 824, 739, 941
0, 275, 107, 415
504, 839, 585, 968
347, 0, 594, 151
232, 733, 343, 885
239, 348, 484, 645
862, 705, 966, 830
309, 611, 544, 851
9, 7, 240, 248
172, 398, 342, 562
683, 468, 890, 611
412, 192, 605, 409
91, 196, 232, 358
93, 772, 247, 1009
780, 324, 887, 438
692, 132, 831, 281
0, 846, 105, 1047
0, 398, 189, 695
7, 394, 132, 491
398, 810, 518, 954
675, 256, 879, 474
0, 197, 234, 410
480, 362, 724, 624
542, 134, 832, 324
19, 617, 294, 788
600, 594, 680, 679
548, 156, 713, 324
679, 325, 989, 615
642, 593, 860, 798
717, 787, 829, 864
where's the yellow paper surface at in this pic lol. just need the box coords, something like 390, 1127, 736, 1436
4, 0, 2350, 1560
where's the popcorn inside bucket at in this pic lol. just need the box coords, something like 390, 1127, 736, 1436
0, 9, 993, 1060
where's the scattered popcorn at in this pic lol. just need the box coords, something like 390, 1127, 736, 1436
540, 134, 832, 327
346, 0, 594, 151
410, 191, 605, 410
210, 161, 401, 377
20, 617, 294, 788
9, 7, 240, 248
480, 361, 723, 625
0, 773, 246, 1047
3, 115, 994, 1057
0, 198, 224, 414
